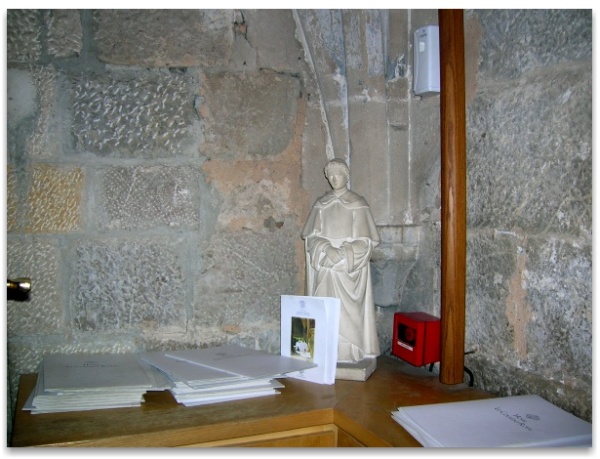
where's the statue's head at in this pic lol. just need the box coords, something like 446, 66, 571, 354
324, 158, 350, 191
324, 158, 350, 182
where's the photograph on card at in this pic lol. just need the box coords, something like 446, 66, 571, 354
290, 316, 315, 361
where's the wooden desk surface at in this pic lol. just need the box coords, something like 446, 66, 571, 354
10, 355, 491, 447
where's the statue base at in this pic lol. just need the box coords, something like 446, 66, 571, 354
335, 357, 377, 382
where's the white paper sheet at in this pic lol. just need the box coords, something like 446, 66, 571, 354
166, 344, 316, 379
392, 394, 592, 447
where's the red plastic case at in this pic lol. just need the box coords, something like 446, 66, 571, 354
392, 312, 440, 366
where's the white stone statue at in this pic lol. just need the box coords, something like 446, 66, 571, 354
302, 158, 381, 364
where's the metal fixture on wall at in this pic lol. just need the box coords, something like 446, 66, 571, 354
7, 277, 31, 301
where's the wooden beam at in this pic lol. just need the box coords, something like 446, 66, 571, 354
438, 9, 467, 385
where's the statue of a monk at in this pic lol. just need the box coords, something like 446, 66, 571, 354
302, 158, 381, 363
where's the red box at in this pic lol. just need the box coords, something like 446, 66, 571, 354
392, 312, 440, 366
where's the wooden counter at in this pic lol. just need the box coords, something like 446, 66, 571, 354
10, 355, 491, 447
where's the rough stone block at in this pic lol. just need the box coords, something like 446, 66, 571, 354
6, 165, 19, 232
467, 67, 592, 234
467, 231, 517, 303
475, 10, 592, 80
195, 231, 298, 328
466, 230, 519, 355
70, 238, 186, 331
7, 10, 41, 62
201, 71, 300, 159
241, 10, 304, 73
7, 238, 62, 335
214, 176, 293, 233
466, 355, 592, 423
98, 165, 202, 231
93, 10, 234, 67
524, 236, 592, 378
26, 164, 84, 233
46, 10, 82, 57
465, 228, 592, 384
71, 71, 199, 158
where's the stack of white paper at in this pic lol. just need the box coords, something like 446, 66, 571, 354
280, 295, 341, 385
24, 353, 171, 414
167, 378, 285, 406
24, 345, 318, 413
141, 344, 317, 406
391, 394, 592, 447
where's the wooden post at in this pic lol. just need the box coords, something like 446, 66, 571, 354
438, 9, 467, 385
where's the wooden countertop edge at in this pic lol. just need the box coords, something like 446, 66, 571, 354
23, 407, 337, 447
333, 406, 424, 447
11, 357, 491, 447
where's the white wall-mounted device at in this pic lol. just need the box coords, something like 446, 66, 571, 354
413, 25, 440, 96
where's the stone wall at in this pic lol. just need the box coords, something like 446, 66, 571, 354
6, 10, 316, 432
5, 9, 592, 439
463, 10, 592, 421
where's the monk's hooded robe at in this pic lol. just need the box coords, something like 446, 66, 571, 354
302, 188, 381, 362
